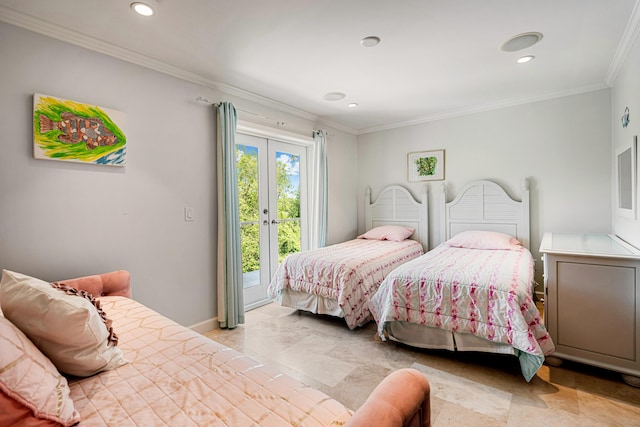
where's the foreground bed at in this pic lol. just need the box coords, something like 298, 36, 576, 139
268, 185, 428, 328
0, 269, 431, 426
369, 179, 555, 381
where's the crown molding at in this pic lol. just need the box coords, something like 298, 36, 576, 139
606, 0, 640, 85
357, 83, 610, 135
1, 4, 626, 137
0, 5, 358, 135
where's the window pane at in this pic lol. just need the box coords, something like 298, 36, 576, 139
278, 220, 300, 263
237, 144, 260, 279
236, 144, 259, 222
275, 151, 300, 260
240, 222, 260, 277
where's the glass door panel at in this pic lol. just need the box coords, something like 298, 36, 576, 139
236, 134, 269, 310
236, 135, 307, 310
268, 141, 307, 276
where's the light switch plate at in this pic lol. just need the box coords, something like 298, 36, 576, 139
184, 207, 194, 222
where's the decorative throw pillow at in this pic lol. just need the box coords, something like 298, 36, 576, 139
358, 225, 415, 242
0, 315, 81, 426
446, 230, 522, 250
0, 269, 127, 377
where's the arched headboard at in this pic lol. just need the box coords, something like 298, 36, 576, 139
440, 179, 530, 249
365, 185, 429, 251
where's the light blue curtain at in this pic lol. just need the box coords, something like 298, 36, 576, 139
216, 102, 244, 329
309, 130, 328, 249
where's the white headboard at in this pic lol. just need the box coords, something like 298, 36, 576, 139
365, 185, 429, 251
440, 179, 530, 249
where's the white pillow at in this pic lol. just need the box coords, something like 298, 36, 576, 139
0, 269, 127, 377
446, 230, 522, 250
358, 225, 415, 242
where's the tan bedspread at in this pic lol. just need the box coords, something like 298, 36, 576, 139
69, 297, 352, 426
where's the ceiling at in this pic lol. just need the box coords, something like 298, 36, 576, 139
1, 0, 638, 134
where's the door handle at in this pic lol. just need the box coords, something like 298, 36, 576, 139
263, 220, 269, 226
271, 219, 279, 224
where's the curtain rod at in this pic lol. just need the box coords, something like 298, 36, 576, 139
195, 96, 287, 127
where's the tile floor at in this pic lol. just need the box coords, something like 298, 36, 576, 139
205, 303, 640, 426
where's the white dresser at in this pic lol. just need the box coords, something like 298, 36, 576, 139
539, 232, 640, 386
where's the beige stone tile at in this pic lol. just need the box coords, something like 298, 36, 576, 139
537, 363, 578, 389
535, 383, 580, 415
203, 303, 640, 426
407, 348, 470, 378
433, 400, 507, 426
506, 400, 602, 427
204, 326, 248, 352
577, 389, 640, 426
250, 302, 298, 319
327, 364, 393, 410
271, 334, 359, 388
287, 310, 360, 338
412, 362, 511, 422
510, 387, 577, 418
574, 365, 640, 406
323, 336, 418, 371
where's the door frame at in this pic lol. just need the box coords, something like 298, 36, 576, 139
237, 122, 314, 311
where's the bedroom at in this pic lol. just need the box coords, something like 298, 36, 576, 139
0, 0, 639, 425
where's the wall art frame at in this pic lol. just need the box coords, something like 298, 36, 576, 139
616, 135, 637, 219
33, 93, 126, 166
407, 149, 445, 182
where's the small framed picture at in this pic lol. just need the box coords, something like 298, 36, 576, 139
407, 150, 445, 181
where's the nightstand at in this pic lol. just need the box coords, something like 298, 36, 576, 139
540, 232, 640, 387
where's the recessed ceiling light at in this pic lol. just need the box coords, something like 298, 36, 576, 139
361, 36, 381, 48
501, 32, 543, 52
348, 103, 358, 108
131, 2, 155, 17
517, 55, 535, 64
323, 92, 346, 101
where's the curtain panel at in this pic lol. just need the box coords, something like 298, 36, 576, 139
216, 102, 244, 329
309, 130, 328, 249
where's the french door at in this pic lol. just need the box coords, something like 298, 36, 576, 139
236, 133, 307, 310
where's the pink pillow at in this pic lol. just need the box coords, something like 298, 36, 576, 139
0, 316, 80, 426
358, 225, 415, 242
446, 230, 522, 250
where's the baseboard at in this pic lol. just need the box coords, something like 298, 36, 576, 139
189, 317, 219, 334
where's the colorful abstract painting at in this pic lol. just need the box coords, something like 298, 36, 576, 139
33, 93, 126, 166
407, 150, 444, 181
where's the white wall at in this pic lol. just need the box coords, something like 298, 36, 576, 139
0, 22, 358, 326
612, 33, 640, 249
357, 90, 612, 284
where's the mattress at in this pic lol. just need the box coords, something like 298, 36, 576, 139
267, 238, 424, 329
68, 297, 353, 426
369, 244, 555, 381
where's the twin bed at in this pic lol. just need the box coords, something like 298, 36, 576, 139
268, 185, 429, 328
269, 179, 555, 381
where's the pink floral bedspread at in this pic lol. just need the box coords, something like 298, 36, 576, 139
268, 239, 424, 329
369, 244, 555, 381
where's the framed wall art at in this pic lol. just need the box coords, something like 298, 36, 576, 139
33, 93, 126, 166
407, 149, 445, 181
